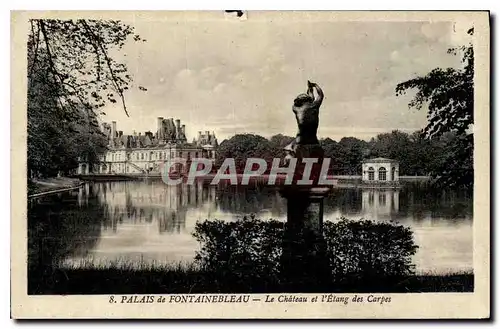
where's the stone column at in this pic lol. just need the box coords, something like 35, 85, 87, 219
279, 184, 332, 290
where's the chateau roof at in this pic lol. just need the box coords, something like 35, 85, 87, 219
362, 157, 398, 164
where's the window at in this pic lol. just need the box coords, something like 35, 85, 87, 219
159, 152, 163, 160
141, 153, 144, 160
391, 167, 396, 181
379, 167, 387, 181
368, 167, 375, 181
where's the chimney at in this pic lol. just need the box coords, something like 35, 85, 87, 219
181, 124, 186, 137
175, 119, 181, 139
118, 131, 123, 137
111, 121, 117, 138
157, 117, 164, 140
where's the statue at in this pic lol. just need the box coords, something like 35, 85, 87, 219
279, 82, 331, 284
284, 80, 324, 160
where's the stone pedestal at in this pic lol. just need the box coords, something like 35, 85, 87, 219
280, 186, 330, 233
279, 186, 332, 291
285, 143, 325, 185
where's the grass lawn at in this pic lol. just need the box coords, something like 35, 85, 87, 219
28, 262, 474, 295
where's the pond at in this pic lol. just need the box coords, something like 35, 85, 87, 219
28, 179, 473, 274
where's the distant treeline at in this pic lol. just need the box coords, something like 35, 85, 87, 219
215, 130, 465, 177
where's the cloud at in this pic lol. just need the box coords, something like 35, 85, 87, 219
390, 50, 400, 62
102, 19, 460, 142
213, 83, 227, 94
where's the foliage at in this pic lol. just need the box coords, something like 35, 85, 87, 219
28, 19, 146, 115
192, 216, 284, 290
324, 218, 418, 282
366, 130, 448, 176
269, 134, 295, 158
337, 137, 370, 174
215, 134, 275, 170
192, 217, 418, 291
27, 19, 146, 177
396, 28, 474, 188
217, 131, 461, 177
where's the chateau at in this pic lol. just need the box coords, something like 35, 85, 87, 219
77, 117, 218, 175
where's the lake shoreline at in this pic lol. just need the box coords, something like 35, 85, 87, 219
28, 177, 83, 198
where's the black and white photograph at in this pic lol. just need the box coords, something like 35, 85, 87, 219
10, 10, 490, 319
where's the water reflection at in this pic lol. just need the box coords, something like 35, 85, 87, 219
28, 180, 473, 273
361, 189, 399, 217
28, 187, 105, 269
93, 180, 217, 234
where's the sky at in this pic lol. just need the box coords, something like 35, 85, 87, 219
102, 12, 472, 142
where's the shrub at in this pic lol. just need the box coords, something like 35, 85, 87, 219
192, 216, 418, 292
324, 218, 418, 286
192, 215, 285, 291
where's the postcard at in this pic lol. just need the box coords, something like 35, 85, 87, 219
11, 10, 490, 319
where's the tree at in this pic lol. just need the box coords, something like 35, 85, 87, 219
215, 134, 274, 172
28, 19, 146, 115
269, 134, 295, 158
396, 28, 474, 188
337, 137, 369, 175
320, 138, 343, 175
27, 19, 146, 177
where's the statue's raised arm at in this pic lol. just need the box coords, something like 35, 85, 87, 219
307, 80, 324, 108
